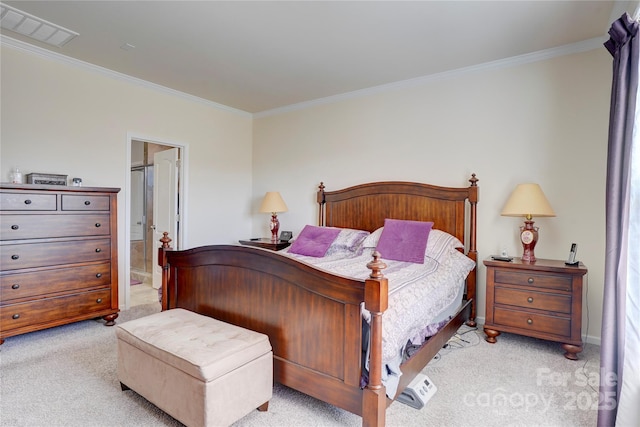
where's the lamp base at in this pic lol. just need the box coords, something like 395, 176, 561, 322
520, 220, 539, 263
270, 213, 280, 242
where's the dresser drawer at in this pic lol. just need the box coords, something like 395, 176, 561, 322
0, 289, 111, 332
0, 263, 111, 301
0, 239, 111, 270
494, 270, 572, 291
494, 287, 571, 314
61, 195, 110, 211
1, 192, 57, 211
1, 214, 110, 240
494, 307, 571, 337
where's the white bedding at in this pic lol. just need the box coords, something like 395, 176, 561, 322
281, 226, 476, 396
284, 247, 472, 359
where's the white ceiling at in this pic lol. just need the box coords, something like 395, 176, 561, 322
1, 1, 636, 114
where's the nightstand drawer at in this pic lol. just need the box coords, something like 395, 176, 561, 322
494, 287, 571, 314
494, 270, 572, 291
494, 307, 571, 337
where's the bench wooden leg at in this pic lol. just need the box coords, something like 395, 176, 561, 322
257, 402, 269, 412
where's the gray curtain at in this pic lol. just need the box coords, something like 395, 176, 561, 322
599, 13, 639, 427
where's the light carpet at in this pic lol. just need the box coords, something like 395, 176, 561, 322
0, 303, 599, 426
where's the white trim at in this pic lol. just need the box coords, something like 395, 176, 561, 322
0, 35, 251, 118
124, 133, 188, 310
3, 33, 605, 120
254, 37, 606, 118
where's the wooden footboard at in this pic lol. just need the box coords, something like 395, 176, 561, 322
160, 242, 473, 426
160, 244, 390, 425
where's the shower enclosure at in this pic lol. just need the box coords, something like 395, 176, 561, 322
130, 165, 153, 285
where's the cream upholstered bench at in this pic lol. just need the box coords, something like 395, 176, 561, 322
116, 308, 272, 427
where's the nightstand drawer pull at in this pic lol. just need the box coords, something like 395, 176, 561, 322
95, 223, 101, 228
96, 298, 103, 303
24, 199, 31, 205
12, 314, 20, 319
527, 318, 533, 325
11, 224, 19, 230
95, 248, 101, 253
527, 297, 534, 303
11, 254, 19, 260
84, 200, 91, 206
528, 278, 534, 284
96, 273, 102, 278
12, 284, 20, 289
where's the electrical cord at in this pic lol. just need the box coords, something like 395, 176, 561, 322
427, 325, 481, 364
575, 274, 599, 394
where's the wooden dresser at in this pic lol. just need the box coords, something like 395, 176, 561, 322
0, 184, 120, 344
483, 258, 587, 360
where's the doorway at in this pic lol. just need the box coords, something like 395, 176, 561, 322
127, 138, 184, 308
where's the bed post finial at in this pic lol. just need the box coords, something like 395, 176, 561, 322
160, 231, 172, 249
469, 173, 478, 187
366, 251, 387, 279
317, 182, 326, 226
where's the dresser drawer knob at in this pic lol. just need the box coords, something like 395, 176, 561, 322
95, 248, 102, 253
527, 318, 533, 325
11, 224, 19, 230
527, 297, 534, 303
84, 200, 91, 205
96, 273, 102, 278
95, 223, 101, 228
12, 314, 20, 319
24, 199, 31, 205
12, 284, 20, 289
527, 278, 534, 284
96, 298, 103, 303
11, 254, 19, 260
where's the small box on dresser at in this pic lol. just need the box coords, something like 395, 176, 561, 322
483, 257, 588, 360
0, 183, 120, 344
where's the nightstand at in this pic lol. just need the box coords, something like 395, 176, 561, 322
238, 238, 291, 251
483, 257, 588, 360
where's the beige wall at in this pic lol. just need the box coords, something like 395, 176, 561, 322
1, 45, 254, 308
1, 41, 611, 343
253, 48, 611, 343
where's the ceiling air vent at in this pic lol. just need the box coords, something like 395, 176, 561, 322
0, 2, 78, 47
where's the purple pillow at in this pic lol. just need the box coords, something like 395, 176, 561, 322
375, 219, 433, 264
288, 225, 341, 257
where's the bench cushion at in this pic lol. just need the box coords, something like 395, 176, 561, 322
116, 308, 271, 382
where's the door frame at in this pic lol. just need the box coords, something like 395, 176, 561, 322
124, 133, 188, 310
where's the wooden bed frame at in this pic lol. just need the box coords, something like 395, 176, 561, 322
159, 174, 478, 427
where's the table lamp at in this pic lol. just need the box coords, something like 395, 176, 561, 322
501, 183, 555, 263
259, 191, 288, 242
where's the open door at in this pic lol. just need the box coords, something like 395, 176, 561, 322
151, 148, 179, 289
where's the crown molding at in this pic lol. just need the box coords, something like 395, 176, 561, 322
0, 35, 252, 118
2, 34, 605, 120
254, 37, 606, 119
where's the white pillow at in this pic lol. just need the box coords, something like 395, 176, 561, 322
424, 229, 464, 263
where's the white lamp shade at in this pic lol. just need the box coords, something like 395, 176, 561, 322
501, 183, 556, 218
259, 192, 288, 213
